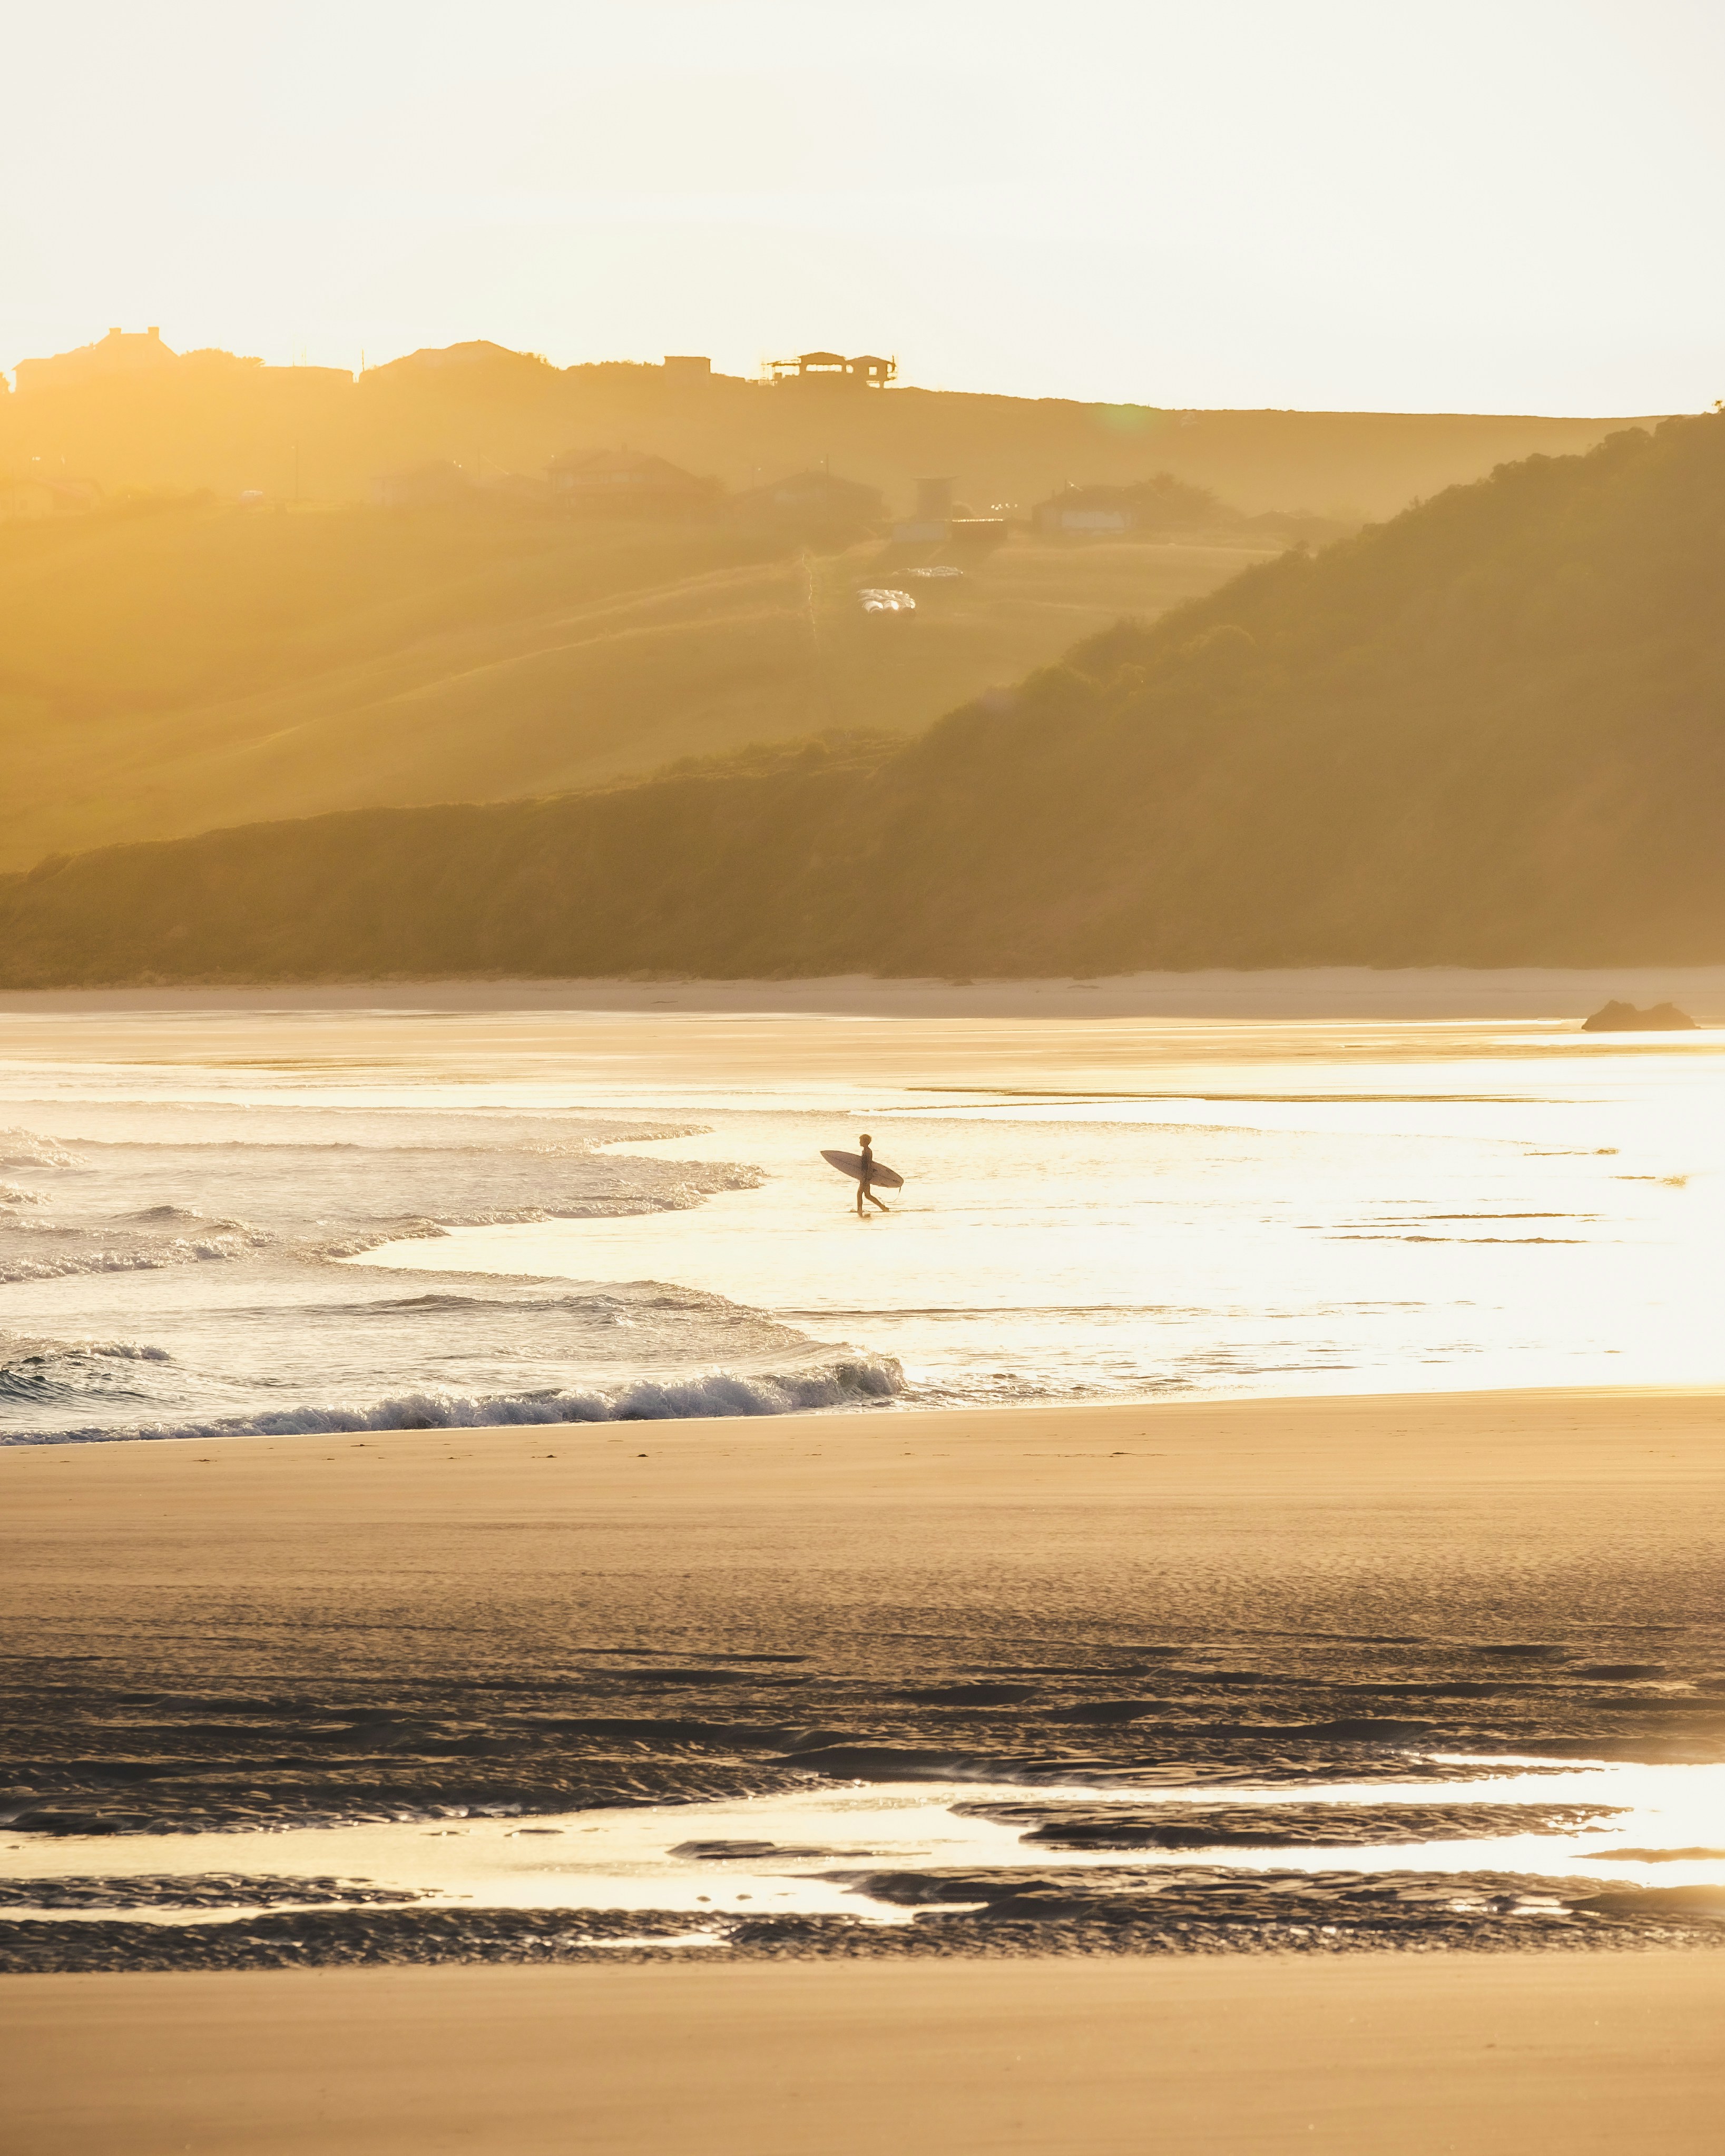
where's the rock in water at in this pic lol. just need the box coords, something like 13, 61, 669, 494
1581, 1000, 1698, 1031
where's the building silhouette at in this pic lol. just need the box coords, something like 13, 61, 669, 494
768, 352, 897, 387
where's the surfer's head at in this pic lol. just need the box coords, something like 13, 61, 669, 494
859, 1134, 871, 1145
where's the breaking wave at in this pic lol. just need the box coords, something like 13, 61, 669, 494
5, 1354, 907, 1444
1, 1338, 175, 1406
0, 1235, 266, 1285
0, 1128, 77, 1172
0, 1113, 895, 1446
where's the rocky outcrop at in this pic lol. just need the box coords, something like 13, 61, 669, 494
1582, 1001, 1698, 1031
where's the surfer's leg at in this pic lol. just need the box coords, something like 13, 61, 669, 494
867, 1188, 889, 1212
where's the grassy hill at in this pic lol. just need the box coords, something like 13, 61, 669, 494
1, 338, 1666, 520
0, 499, 1273, 869
6, 414, 1723, 983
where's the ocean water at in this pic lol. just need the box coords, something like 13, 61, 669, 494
2, 1002, 1723, 1442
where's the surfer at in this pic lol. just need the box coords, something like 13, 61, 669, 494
855, 1133, 890, 1217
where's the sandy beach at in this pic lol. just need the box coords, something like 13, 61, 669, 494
6, 1952, 1724, 2155
7, 1391, 1724, 1744
4, 1386, 1723, 2144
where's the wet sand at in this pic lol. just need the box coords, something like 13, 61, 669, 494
5, 1389, 1724, 2137
4, 1386, 1724, 1853
4, 961, 1725, 1020
5, 1953, 1723, 2154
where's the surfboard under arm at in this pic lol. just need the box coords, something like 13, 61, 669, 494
820, 1149, 905, 1189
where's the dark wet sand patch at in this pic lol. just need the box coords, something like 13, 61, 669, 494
954, 1800, 1624, 1848
0, 1874, 419, 1912
5, 1647, 1721, 1838
4, 1869, 1724, 1973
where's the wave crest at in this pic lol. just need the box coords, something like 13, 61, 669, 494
0, 1231, 265, 1285
10, 1355, 907, 1443
0, 1128, 77, 1172
1, 1338, 175, 1405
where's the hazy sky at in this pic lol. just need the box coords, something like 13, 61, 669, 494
6, 0, 1723, 412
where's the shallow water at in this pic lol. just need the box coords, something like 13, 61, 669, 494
5, 1760, 1721, 1932
3, 1007, 1724, 1440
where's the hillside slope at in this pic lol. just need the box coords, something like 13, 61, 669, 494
0, 503, 1268, 868
0, 338, 1668, 519
5, 415, 1723, 982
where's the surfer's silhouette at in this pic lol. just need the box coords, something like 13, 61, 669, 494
855, 1133, 889, 1217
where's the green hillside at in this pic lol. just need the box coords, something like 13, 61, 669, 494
6, 414, 1723, 983
0, 500, 1271, 869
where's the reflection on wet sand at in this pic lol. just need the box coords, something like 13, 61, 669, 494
4, 1761, 1723, 1965
5, 1378, 1723, 1971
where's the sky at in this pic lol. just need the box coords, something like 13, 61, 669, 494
5, 0, 1723, 414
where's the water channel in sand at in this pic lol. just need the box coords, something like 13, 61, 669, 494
5, 1761, 1721, 1928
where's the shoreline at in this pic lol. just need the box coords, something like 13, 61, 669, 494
4, 962, 1725, 1021
7, 1371, 1722, 1464
6, 1374, 1725, 1454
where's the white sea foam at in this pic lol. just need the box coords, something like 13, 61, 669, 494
19, 1354, 906, 1443
0, 1235, 263, 1285
0, 1128, 79, 1172
1, 1251, 173, 1284
5, 1018, 1725, 1444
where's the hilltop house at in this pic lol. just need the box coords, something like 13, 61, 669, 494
768, 352, 897, 387
731, 468, 884, 542
546, 448, 719, 517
